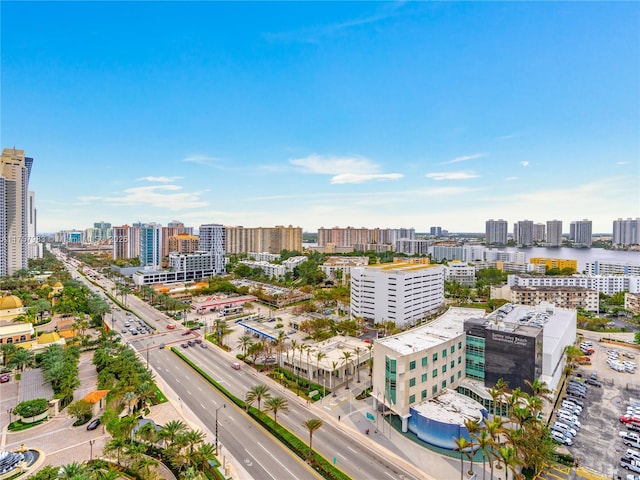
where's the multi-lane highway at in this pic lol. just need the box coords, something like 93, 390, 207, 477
54, 251, 428, 480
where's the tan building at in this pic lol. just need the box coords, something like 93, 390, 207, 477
168, 234, 199, 254
530, 257, 577, 272
0, 323, 34, 345
225, 225, 302, 254
625, 292, 640, 315
1, 148, 33, 276
510, 286, 599, 312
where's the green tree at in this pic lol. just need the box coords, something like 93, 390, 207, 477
453, 436, 471, 480
68, 399, 93, 423
303, 418, 323, 461
264, 396, 289, 425
246, 384, 272, 411
7, 348, 34, 372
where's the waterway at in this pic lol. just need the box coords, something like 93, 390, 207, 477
501, 247, 640, 272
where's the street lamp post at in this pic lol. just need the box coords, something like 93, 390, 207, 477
7, 408, 12, 426
89, 439, 95, 461
215, 404, 226, 454
322, 377, 326, 404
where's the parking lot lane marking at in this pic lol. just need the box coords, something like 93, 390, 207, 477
384, 472, 395, 479
187, 390, 191, 396
347, 446, 357, 454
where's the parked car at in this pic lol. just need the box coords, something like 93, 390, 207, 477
0, 374, 10, 383
585, 378, 602, 387
563, 396, 584, 407
550, 430, 573, 446
621, 415, 640, 424
626, 449, 640, 461
86, 418, 101, 430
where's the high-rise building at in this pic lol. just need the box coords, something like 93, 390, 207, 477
112, 225, 130, 261
225, 225, 302, 254
0, 148, 33, 276
546, 220, 563, 247
27, 191, 42, 259
139, 223, 162, 268
485, 219, 508, 246
570, 219, 592, 248
198, 224, 226, 274
317, 226, 414, 248
515, 220, 534, 247
93, 221, 112, 241
430, 226, 442, 237
613, 218, 640, 247
533, 223, 546, 243
168, 233, 199, 254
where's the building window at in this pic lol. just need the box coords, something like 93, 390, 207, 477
421, 390, 427, 399
432, 369, 437, 378
458, 371, 462, 379
409, 378, 416, 387
432, 385, 438, 395
458, 341, 462, 350
451, 360, 455, 369
409, 360, 416, 370
458, 356, 462, 365
432, 353, 438, 362
409, 394, 415, 404
441, 380, 447, 389
422, 356, 428, 367
450, 375, 455, 384
451, 346, 455, 354
442, 365, 447, 373
442, 349, 447, 358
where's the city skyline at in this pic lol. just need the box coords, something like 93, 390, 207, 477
2, 2, 638, 233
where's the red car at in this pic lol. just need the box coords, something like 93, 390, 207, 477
182, 330, 193, 336
620, 414, 640, 424
167, 325, 175, 330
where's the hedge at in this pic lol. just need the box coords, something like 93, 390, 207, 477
14, 398, 49, 417
172, 348, 351, 480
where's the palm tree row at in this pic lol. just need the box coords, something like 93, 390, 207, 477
455, 377, 556, 480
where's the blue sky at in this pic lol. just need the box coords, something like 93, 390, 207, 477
2, 1, 638, 234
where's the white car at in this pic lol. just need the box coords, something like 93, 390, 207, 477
627, 448, 640, 461
550, 430, 573, 446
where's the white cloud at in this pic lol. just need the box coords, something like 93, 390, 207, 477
331, 173, 403, 184
425, 172, 480, 181
78, 184, 208, 211
520, 161, 529, 167
290, 154, 402, 184
616, 161, 630, 165
443, 153, 487, 164
137, 176, 183, 183
182, 154, 222, 167
505, 176, 519, 181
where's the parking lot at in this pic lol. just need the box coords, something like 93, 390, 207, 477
558, 334, 640, 478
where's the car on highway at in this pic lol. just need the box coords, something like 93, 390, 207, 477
182, 330, 193, 336
86, 418, 101, 430
200, 343, 208, 349
181, 343, 188, 348
231, 362, 241, 370
167, 325, 175, 330
0, 374, 10, 383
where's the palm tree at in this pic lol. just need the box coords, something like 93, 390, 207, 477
104, 437, 127, 465
354, 346, 362, 383
192, 442, 216, 472
473, 428, 492, 480
453, 436, 471, 480
158, 419, 188, 448
486, 417, 506, 480
246, 384, 272, 411
264, 396, 289, 426
331, 360, 339, 396
135, 421, 158, 445
524, 378, 552, 403
315, 351, 327, 384
182, 429, 206, 456
464, 418, 481, 475
342, 351, 353, 390
488, 378, 509, 416
1, 343, 17, 367
498, 446, 521, 480
275, 330, 286, 366
57, 461, 88, 479
303, 418, 323, 462
237, 335, 253, 358
7, 348, 34, 372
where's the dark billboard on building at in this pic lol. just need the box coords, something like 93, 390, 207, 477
484, 327, 542, 394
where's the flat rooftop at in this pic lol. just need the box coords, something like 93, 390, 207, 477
367, 262, 440, 273
412, 389, 485, 425
377, 307, 486, 355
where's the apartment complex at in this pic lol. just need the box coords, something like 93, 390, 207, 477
529, 257, 577, 272
225, 225, 302, 254
27, 191, 42, 259
514, 220, 534, 247
507, 274, 640, 295
485, 219, 508, 246
570, 219, 592, 247
613, 218, 640, 247
350, 260, 445, 327
443, 262, 476, 287
238, 255, 307, 279
0, 148, 33, 276
138, 222, 162, 268
168, 234, 199, 254
546, 220, 563, 247
317, 226, 415, 248
198, 224, 226, 275
585, 261, 640, 276
319, 256, 369, 281
508, 286, 599, 312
